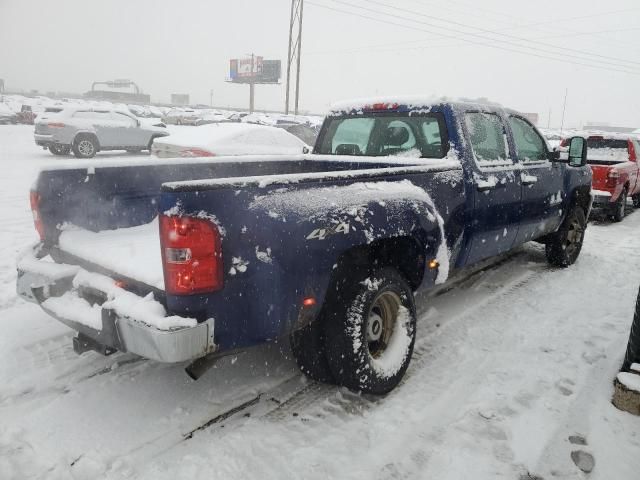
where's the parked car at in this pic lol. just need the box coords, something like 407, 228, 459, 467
152, 123, 308, 158
34, 107, 169, 158
278, 123, 319, 146
16, 105, 37, 125
0, 102, 17, 124
161, 108, 199, 125
17, 98, 590, 394
567, 134, 640, 221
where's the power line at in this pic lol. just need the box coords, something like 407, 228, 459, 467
330, 0, 640, 69
306, 1, 640, 76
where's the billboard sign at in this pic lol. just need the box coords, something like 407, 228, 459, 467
229, 57, 280, 84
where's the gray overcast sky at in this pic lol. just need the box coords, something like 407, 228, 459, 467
1, 0, 639, 128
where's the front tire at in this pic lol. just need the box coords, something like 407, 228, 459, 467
73, 135, 98, 158
545, 207, 586, 267
49, 144, 71, 156
324, 267, 417, 394
632, 194, 640, 209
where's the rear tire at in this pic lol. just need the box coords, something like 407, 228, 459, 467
611, 188, 627, 222
73, 135, 98, 158
49, 144, 70, 156
324, 267, 417, 394
632, 194, 640, 209
545, 207, 586, 267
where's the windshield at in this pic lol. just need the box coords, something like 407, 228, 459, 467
316, 113, 448, 158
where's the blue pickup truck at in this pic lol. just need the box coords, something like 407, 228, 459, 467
17, 98, 591, 394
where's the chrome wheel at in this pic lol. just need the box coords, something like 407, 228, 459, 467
563, 216, 584, 259
366, 290, 402, 359
78, 140, 95, 157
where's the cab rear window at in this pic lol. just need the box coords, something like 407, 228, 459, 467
316, 113, 448, 158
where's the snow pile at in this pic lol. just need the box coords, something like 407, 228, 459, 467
588, 147, 629, 163
58, 219, 164, 289
42, 269, 196, 331
617, 370, 640, 392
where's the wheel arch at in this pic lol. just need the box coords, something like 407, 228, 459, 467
73, 131, 100, 150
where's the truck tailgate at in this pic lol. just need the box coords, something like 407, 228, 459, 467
57, 218, 164, 290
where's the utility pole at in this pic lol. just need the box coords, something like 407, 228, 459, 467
560, 88, 568, 134
547, 108, 551, 129
285, 0, 304, 115
249, 53, 255, 113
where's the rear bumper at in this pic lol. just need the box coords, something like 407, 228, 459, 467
34, 133, 57, 147
16, 245, 216, 363
590, 189, 615, 208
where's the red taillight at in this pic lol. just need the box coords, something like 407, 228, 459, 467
47, 122, 65, 128
628, 139, 637, 162
179, 148, 215, 158
30, 190, 45, 241
607, 169, 620, 187
159, 214, 223, 295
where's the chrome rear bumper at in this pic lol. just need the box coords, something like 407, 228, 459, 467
17, 245, 216, 363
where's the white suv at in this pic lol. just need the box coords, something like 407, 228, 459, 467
34, 108, 169, 158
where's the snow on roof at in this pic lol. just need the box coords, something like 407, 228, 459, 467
153, 122, 300, 149
329, 95, 502, 113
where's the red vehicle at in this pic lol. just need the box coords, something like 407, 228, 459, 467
16, 105, 37, 125
568, 134, 640, 222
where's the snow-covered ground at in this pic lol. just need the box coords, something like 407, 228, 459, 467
1, 124, 639, 479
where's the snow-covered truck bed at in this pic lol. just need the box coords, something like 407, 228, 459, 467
17, 98, 592, 393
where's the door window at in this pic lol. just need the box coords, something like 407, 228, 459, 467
464, 112, 510, 165
508, 116, 547, 162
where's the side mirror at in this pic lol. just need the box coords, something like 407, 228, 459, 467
568, 136, 587, 167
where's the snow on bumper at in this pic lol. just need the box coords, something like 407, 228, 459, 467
16, 245, 216, 363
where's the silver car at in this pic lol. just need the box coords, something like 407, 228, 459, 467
34, 107, 169, 158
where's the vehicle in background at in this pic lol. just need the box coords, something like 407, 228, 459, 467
161, 108, 199, 125
19, 98, 591, 394
34, 107, 169, 158
152, 122, 308, 158
193, 111, 233, 126
16, 105, 37, 125
278, 123, 318, 146
0, 103, 18, 124
566, 134, 640, 221
539, 128, 563, 149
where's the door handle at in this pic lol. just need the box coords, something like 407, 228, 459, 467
521, 174, 538, 186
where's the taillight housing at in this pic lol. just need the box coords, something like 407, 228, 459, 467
30, 190, 45, 241
180, 148, 215, 158
628, 139, 637, 163
607, 169, 620, 188
159, 214, 223, 295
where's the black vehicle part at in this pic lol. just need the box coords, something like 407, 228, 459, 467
545, 207, 586, 267
73, 333, 116, 356
622, 287, 640, 371
324, 267, 417, 395
49, 144, 71, 156
611, 187, 628, 222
